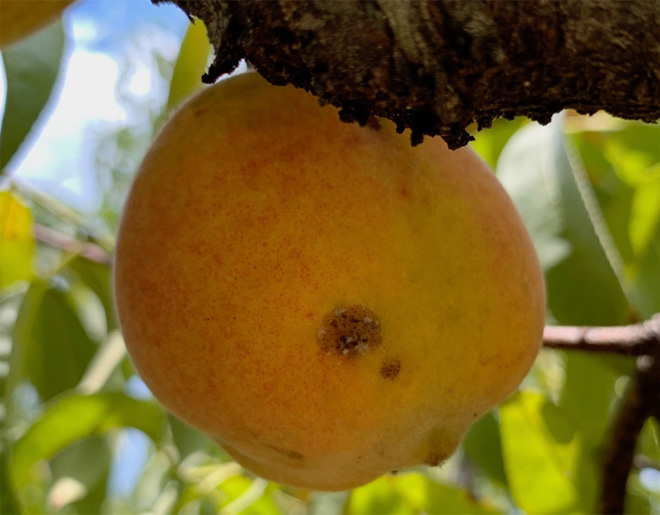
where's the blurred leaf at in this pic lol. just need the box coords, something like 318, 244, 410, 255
462, 411, 508, 488
0, 449, 20, 515
0, 190, 35, 288
169, 414, 216, 460
219, 476, 275, 514
500, 391, 587, 514
558, 352, 634, 513
67, 256, 116, 331
471, 117, 525, 170
629, 228, 660, 317
77, 331, 126, 394
129, 449, 176, 513
12, 283, 96, 400
0, 20, 65, 173
625, 469, 660, 515
561, 353, 633, 442
308, 491, 351, 515
348, 473, 499, 515
167, 19, 210, 111
637, 418, 660, 463
497, 117, 631, 326
47, 436, 111, 513
569, 122, 660, 317
11, 391, 165, 491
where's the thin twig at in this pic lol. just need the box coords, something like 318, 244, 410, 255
601, 353, 660, 514
543, 316, 660, 356
34, 224, 112, 266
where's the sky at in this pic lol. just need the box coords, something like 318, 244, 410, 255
1, 0, 188, 211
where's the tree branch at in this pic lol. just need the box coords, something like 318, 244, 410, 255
542, 318, 660, 513
156, 0, 660, 149
34, 224, 112, 266
542, 316, 660, 356
601, 353, 660, 514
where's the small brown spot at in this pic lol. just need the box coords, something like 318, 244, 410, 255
317, 305, 382, 356
380, 358, 401, 380
426, 452, 445, 467
263, 442, 304, 461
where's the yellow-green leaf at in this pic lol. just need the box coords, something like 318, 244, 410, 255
11, 392, 165, 491
0, 190, 35, 288
167, 19, 211, 111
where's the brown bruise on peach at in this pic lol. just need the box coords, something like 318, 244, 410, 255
380, 358, 401, 380
317, 305, 382, 356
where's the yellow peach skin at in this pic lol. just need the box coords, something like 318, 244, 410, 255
114, 72, 546, 491
0, 0, 74, 49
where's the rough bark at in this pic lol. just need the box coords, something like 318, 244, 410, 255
154, 0, 660, 148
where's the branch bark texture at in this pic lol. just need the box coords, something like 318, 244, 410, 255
156, 0, 660, 148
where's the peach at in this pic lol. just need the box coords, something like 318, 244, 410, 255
114, 72, 545, 491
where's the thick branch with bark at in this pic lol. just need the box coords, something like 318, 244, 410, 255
156, 0, 660, 148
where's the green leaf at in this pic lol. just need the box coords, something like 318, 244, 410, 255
0, 190, 35, 288
497, 117, 631, 326
637, 417, 660, 463
348, 474, 499, 515
12, 283, 97, 400
169, 414, 216, 460
167, 19, 210, 111
67, 256, 116, 331
48, 436, 112, 513
347, 475, 414, 515
471, 117, 525, 170
308, 491, 351, 515
558, 352, 634, 513
0, 448, 20, 515
462, 411, 508, 488
10, 392, 166, 491
0, 19, 66, 173
500, 391, 587, 514
568, 122, 660, 317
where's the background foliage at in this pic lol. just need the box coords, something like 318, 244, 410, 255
1, 5, 659, 515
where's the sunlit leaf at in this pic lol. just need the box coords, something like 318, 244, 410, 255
219, 476, 274, 514
637, 418, 660, 463
500, 391, 587, 514
0, 19, 66, 173
12, 283, 97, 400
471, 117, 525, 170
462, 410, 508, 488
348, 474, 418, 515
348, 473, 499, 515
497, 117, 630, 326
11, 392, 166, 491
0, 190, 35, 288
167, 19, 211, 111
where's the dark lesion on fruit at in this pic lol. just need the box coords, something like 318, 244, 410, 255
425, 452, 445, 467
263, 442, 305, 461
380, 358, 401, 380
317, 305, 382, 356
